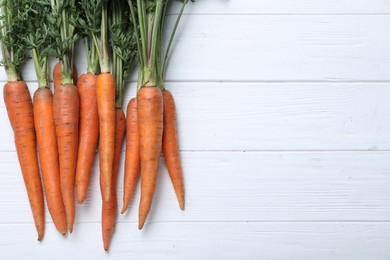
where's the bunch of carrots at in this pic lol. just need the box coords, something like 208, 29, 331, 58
0, 0, 189, 251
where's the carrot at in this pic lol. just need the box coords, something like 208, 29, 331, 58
138, 87, 164, 230
4, 81, 45, 241
49, 0, 79, 233
162, 90, 185, 210
79, 0, 116, 202
53, 84, 79, 233
76, 74, 99, 203
33, 88, 67, 235
53, 62, 79, 89
122, 98, 140, 214
1, 1, 46, 241
97, 73, 116, 202
101, 109, 125, 251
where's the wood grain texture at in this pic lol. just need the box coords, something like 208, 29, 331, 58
1, 151, 390, 224
1, 223, 390, 259
1, 15, 390, 81
1, 1, 390, 258
175, 0, 390, 14
1, 82, 390, 151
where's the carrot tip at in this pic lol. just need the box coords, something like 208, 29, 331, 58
69, 226, 74, 234
77, 195, 86, 204
121, 206, 127, 214
138, 222, 144, 230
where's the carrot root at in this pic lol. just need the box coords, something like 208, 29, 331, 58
4, 81, 45, 240
122, 98, 140, 214
137, 87, 164, 230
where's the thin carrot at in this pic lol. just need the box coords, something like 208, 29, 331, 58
34, 88, 67, 235
53, 62, 79, 89
122, 98, 140, 214
1, 0, 45, 241
97, 73, 116, 202
48, 0, 79, 233
53, 84, 79, 233
137, 87, 164, 230
4, 82, 45, 241
26, 2, 67, 235
101, 109, 125, 251
128, 0, 189, 229
76, 73, 99, 203
80, 0, 116, 202
162, 90, 185, 210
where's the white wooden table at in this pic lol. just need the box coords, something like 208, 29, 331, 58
1, 1, 390, 259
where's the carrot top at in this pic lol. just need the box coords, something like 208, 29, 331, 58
47, 0, 78, 85
0, 0, 30, 82
23, 2, 56, 88
128, 0, 190, 90
79, 0, 110, 73
110, 0, 137, 109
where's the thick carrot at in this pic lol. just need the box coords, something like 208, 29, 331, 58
162, 90, 185, 210
53, 84, 79, 233
33, 87, 67, 235
76, 74, 99, 203
96, 73, 116, 202
137, 87, 164, 230
122, 98, 140, 214
53, 62, 79, 89
101, 109, 125, 251
4, 81, 45, 241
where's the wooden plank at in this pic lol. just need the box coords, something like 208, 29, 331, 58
176, 0, 390, 14
1, 15, 390, 81
1, 222, 389, 259
1, 82, 390, 151
1, 151, 390, 223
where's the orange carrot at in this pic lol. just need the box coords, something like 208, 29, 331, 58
122, 98, 140, 214
101, 109, 125, 251
76, 74, 99, 203
53, 84, 79, 233
162, 90, 185, 210
96, 73, 116, 202
33, 87, 67, 235
53, 62, 78, 89
137, 87, 164, 229
4, 81, 45, 241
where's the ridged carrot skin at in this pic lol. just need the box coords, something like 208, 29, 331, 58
4, 81, 45, 241
122, 98, 140, 214
53, 84, 79, 233
53, 62, 79, 89
101, 109, 125, 251
162, 90, 185, 210
137, 87, 164, 230
76, 74, 99, 203
96, 73, 116, 202
33, 87, 67, 235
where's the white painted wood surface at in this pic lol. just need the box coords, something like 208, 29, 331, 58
1, 1, 390, 259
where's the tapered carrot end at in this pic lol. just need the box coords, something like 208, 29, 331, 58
57, 225, 67, 236
121, 205, 128, 214
69, 225, 74, 234
138, 221, 145, 230
179, 200, 185, 211
77, 193, 86, 204
104, 243, 109, 252
37, 231, 44, 242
